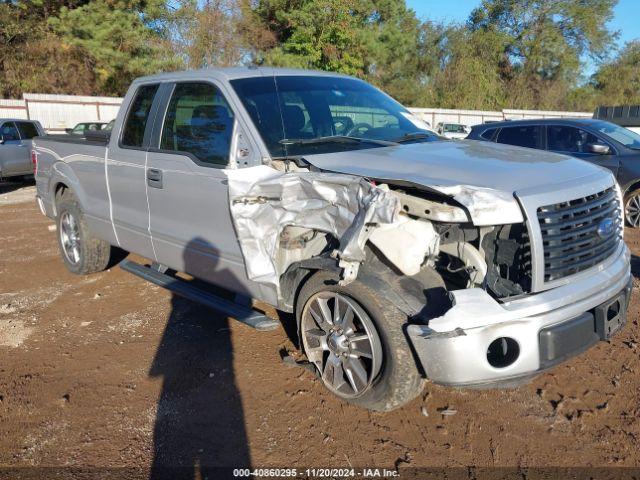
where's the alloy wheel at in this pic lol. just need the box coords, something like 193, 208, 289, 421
60, 211, 81, 264
626, 194, 640, 228
301, 292, 382, 399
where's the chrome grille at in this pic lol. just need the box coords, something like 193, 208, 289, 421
537, 187, 622, 282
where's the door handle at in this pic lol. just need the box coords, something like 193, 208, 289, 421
147, 168, 163, 189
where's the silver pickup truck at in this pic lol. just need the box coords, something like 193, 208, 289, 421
33, 68, 631, 411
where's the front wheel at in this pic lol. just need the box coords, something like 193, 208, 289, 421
296, 271, 424, 411
625, 188, 640, 228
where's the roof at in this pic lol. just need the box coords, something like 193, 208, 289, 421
134, 66, 354, 85
472, 117, 601, 129
0, 118, 38, 123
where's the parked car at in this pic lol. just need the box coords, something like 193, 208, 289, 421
0, 118, 45, 180
103, 119, 115, 132
468, 118, 640, 227
65, 122, 108, 135
33, 68, 631, 411
436, 122, 469, 139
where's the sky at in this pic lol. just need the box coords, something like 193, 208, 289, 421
406, 0, 640, 49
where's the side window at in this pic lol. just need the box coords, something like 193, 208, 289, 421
547, 125, 600, 153
496, 126, 541, 149
122, 84, 159, 148
0, 122, 20, 141
160, 82, 235, 166
480, 128, 496, 140
16, 122, 39, 139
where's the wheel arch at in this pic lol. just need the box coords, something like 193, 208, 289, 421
622, 179, 640, 198
48, 162, 87, 217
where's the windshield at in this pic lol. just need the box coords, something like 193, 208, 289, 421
230, 75, 440, 157
444, 124, 466, 133
591, 120, 640, 149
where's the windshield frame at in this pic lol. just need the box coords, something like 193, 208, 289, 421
230, 74, 441, 158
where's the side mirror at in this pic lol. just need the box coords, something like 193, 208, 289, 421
588, 143, 611, 155
65, 128, 73, 134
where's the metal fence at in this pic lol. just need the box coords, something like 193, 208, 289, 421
408, 107, 592, 128
1, 93, 592, 133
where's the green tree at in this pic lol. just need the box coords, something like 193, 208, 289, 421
590, 40, 640, 107
49, 0, 182, 95
467, 0, 618, 109
0, 1, 96, 97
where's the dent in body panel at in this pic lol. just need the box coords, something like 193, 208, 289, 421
225, 165, 443, 299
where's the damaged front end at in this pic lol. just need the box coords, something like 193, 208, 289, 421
225, 163, 631, 387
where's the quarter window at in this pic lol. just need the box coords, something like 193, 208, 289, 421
121, 84, 159, 148
547, 126, 600, 153
160, 82, 234, 166
480, 128, 496, 140
496, 126, 541, 149
16, 122, 39, 139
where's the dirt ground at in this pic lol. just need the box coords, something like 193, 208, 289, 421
1, 180, 640, 476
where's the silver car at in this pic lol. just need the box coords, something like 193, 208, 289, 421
0, 119, 44, 180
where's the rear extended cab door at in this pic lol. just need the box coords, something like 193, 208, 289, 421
144, 77, 264, 297
106, 82, 163, 261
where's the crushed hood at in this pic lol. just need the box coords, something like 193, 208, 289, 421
303, 140, 611, 225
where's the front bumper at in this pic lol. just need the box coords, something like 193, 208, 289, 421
407, 243, 632, 386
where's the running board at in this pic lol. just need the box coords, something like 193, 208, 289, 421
119, 260, 280, 331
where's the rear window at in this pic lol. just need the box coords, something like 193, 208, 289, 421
496, 126, 541, 149
121, 84, 159, 148
16, 122, 39, 139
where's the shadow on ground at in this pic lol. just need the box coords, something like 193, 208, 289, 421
631, 254, 640, 278
148, 238, 251, 479
0, 178, 34, 194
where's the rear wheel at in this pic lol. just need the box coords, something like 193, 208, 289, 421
56, 188, 111, 274
296, 271, 424, 411
625, 189, 640, 228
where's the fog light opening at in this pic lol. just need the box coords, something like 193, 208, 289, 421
487, 337, 519, 368
607, 301, 620, 321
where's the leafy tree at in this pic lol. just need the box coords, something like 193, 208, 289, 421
467, 0, 618, 109
590, 40, 640, 107
49, 0, 181, 95
251, 0, 370, 75
0, 2, 96, 97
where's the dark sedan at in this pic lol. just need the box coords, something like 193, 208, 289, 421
468, 118, 640, 226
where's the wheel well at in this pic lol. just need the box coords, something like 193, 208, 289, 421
53, 182, 69, 216
623, 180, 640, 198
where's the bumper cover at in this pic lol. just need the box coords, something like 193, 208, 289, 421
407, 243, 631, 386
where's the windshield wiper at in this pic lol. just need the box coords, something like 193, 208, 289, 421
279, 135, 397, 147
392, 132, 437, 143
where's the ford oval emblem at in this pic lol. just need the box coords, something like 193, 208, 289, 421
597, 218, 615, 238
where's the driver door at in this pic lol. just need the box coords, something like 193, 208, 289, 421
546, 124, 620, 176
146, 80, 261, 296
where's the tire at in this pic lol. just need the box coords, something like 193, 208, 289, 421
56, 188, 111, 274
624, 188, 640, 228
296, 270, 424, 411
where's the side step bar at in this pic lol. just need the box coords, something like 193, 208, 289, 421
120, 260, 280, 331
